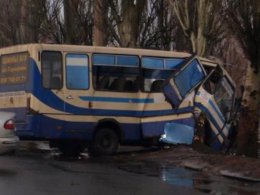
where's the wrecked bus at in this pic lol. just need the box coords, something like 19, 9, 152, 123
162, 56, 236, 150
0, 44, 236, 155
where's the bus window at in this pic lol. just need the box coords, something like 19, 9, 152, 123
41, 51, 62, 89
66, 54, 89, 90
165, 58, 184, 69
93, 54, 140, 92
141, 57, 184, 92
142, 57, 164, 69
93, 54, 138, 66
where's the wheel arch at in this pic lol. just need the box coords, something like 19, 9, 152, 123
93, 118, 124, 143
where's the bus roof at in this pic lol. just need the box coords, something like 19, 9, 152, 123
0, 43, 189, 57
0, 43, 218, 67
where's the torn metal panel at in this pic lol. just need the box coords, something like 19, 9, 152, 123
163, 56, 206, 108
160, 122, 195, 145
141, 113, 195, 139
194, 71, 236, 150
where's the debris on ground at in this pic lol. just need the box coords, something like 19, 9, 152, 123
220, 170, 260, 182
114, 144, 260, 182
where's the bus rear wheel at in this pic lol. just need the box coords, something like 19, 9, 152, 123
89, 128, 119, 156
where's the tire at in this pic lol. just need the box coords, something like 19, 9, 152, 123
89, 128, 119, 156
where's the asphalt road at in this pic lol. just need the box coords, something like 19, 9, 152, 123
0, 148, 202, 195
1, 143, 259, 195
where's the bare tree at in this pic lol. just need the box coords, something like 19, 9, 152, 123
64, 0, 78, 44
93, 0, 108, 46
0, 0, 65, 45
225, 0, 260, 157
63, 0, 93, 44
226, 0, 260, 72
170, 0, 225, 57
104, 0, 180, 49
44, 0, 65, 43
0, 0, 23, 46
25, 0, 53, 43
138, 0, 180, 50
106, 0, 146, 47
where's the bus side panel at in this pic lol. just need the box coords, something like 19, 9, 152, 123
121, 123, 142, 143
30, 59, 64, 114
13, 58, 41, 137
38, 115, 94, 140
15, 115, 40, 138
141, 113, 195, 138
15, 114, 94, 140
30, 115, 142, 143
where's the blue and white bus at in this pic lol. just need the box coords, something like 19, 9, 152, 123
0, 44, 236, 155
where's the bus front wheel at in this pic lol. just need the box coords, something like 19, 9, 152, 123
89, 128, 119, 156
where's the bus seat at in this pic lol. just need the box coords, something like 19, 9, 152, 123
110, 77, 126, 91
132, 77, 140, 91
124, 80, 134, 91
99, 76, 110, 89
151, 80, 164, 92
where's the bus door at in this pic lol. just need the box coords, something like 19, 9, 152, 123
40, 52, 90, 139
37, 51, 65, 138
41, 52, 90, 115
194, 68, 235, 150
47, 53, 90, 138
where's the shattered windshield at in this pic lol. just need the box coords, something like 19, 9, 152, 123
214, 77, 234, 118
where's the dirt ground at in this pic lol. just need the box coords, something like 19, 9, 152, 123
20, 141, 260, 181
113, 144, 260, 181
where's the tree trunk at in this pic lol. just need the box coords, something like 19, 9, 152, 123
158, 0, 165, 49
172, 0, 219, 57
19, 0, 27, 44
64, 0, 72, 44
93, 0, 106, 46
255, 0, 260, 157
64, 0, 79, 44
196, 0, 206, 56
118, 0, 145, 47
237, 65, 260, 157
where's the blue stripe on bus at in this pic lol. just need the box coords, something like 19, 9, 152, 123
196, 91, 225, 123
208, 99, 225, 123
195, 102, 223, 131
195, 102, 226, 150
79, 96, 154, 103
195, 102, 226, 141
